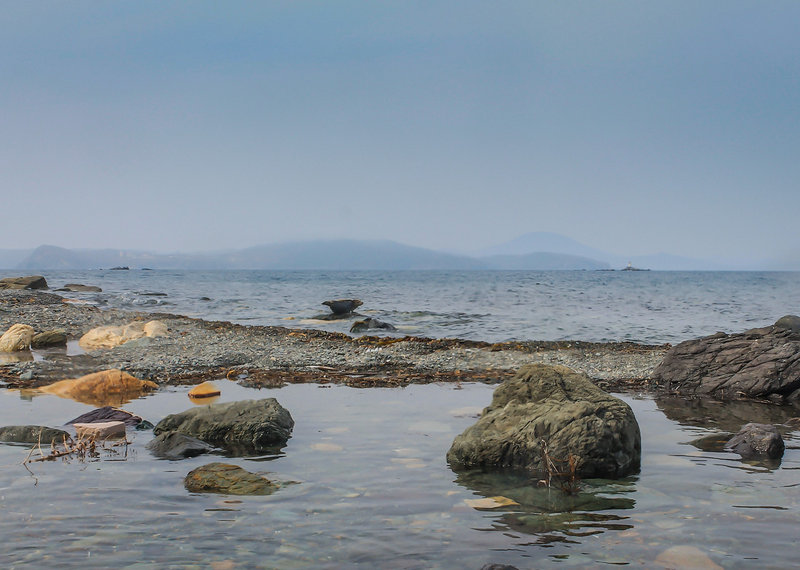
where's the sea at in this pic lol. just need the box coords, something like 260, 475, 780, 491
3, 268, 799, 344
2, 269, 800, 568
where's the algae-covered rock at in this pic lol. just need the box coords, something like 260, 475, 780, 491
184, 462, 277, 495
0, 425, 70, 444
447, 364, 641, 478
154, 399, 293, 455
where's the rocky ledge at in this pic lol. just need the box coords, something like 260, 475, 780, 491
0, 289, 668, 390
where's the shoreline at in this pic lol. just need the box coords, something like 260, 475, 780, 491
0, 289, 669, 391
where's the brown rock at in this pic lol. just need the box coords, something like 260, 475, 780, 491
0, 275, 48, 290
38, 369, 159, 406
0, 324, 35, 352
189, 381, 221, 399
184, 462, 278, 495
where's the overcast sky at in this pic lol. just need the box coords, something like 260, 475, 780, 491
1, 2, 798, 264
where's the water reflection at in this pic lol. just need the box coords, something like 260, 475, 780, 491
656, 396, 800, 432
453, 469, 636, 541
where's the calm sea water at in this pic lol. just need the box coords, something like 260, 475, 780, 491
2, 269, 799, 344
0, 383, 798, 568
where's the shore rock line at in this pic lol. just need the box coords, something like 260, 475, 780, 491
447, 363, 641, 479
650, 315, 800, 402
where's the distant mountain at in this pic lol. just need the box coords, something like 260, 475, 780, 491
481, 252, 609, 270
16, 241, 488, 271
0, 249, 34, 269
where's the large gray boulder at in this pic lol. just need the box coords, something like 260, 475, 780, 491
650, 316, 800, 401
153, 399, 293, 454
447, 364, 641, 479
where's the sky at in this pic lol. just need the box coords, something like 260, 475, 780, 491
1, 2, 798, 266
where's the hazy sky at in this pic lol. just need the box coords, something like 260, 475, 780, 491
2, 2, 798, 263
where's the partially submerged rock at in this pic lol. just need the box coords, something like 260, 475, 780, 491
0, 324, 35, 352
153, 399, 294, 454
322, 299, 363, 315
31, 329, 68, 348
0, 276, 48, 290
650, 316, 800, 401
447, 364, 641, 478
57, 283, 103, 293
725, 423, 784, 460
184, 462, 278, 495
38, 369, 159, 406
73, 421, 127, 440
350, 317, 397, 333
188, 381, 221, 399
79, 320, 168, 350
147, 432, 216, 459
0, 425, 69, 444
66, 406, 149, 428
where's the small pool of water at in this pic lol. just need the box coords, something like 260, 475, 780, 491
0, 382, 798, 568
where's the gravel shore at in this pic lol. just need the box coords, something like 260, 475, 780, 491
0, 290, 669, 391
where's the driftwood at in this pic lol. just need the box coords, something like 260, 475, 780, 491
538, 439, 581, 495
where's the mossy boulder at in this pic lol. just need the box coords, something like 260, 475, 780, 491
447, 364, 641, 479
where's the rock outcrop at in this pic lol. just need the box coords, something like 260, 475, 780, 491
79, 320, 168, 350
725, 423, 784, 459
650, 316, 800, 401
153, 399, 294, 454
39, 369, 159, 406
447, 364, 641, 479
0, 324, 35, 352
0, 276, 48, 290
184, 462, 278, 495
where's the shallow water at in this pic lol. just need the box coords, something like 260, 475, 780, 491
3, 269, 799, 344
1, 382, 798, 568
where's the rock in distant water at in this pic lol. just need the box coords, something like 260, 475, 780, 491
725, 423, 784, 459
31, 329, 67, 348
148, 432, 216, 459
57, 283, 102, 293
0, 276, 48, 290
350, 317, 397, 333
322, 299, 363, 315
650, 316, 800, 401
153, 399, 294, 454
39, 369, 159, 406
0, 324, 35, 352
185, 462, 278, 495
0, 425, 69, 444
447, 364, 641, 479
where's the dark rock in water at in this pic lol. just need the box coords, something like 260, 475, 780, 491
322, 299, 363, 315
775, 314, 800, 334
0, 425, 70, 444
185, 462, 278, 495
481, 565, 520, 570
31, 329, 68, 348
725, 423, 784, 459
57, 283, 102, 293
350, 317, 397, 333
66, 406, 146, 428
650, 318, 800, 401
0, 275, 48, 290
153, 399, 293, 455
447, 364, 641, 479
147, 432, 216, 459
110, 266, 129, 270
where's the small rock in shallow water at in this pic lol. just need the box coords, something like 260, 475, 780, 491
147, 431, 216, 459
188, 381, 221, 399
73, 421, 126, 440
725, 423, 784, 459
185, 462, 278, 495
0, 425, 70, 444
31, 329, 67, 348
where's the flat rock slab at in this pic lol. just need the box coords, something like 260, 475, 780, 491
650, 318, 800, 401
74, 421, 127, 440
447, 363, 641, 478
153, 398, 294, 455
184, 462, 277, 495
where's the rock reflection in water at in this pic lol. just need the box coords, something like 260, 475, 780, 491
454, 469, 635, 541
656, 396, 800, 433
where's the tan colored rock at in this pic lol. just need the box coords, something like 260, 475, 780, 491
79, 320, 167, 349
188, 381, 221, 399
73, 421, 127, 440
0, 324, 35, 352
38, 369, 159, 406
654, 545, 723, 570
0, 275, 48, 290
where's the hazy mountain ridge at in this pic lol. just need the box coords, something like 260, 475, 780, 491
7, 234, 789, 271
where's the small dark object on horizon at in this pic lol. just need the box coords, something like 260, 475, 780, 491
323, 299, 363, 315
